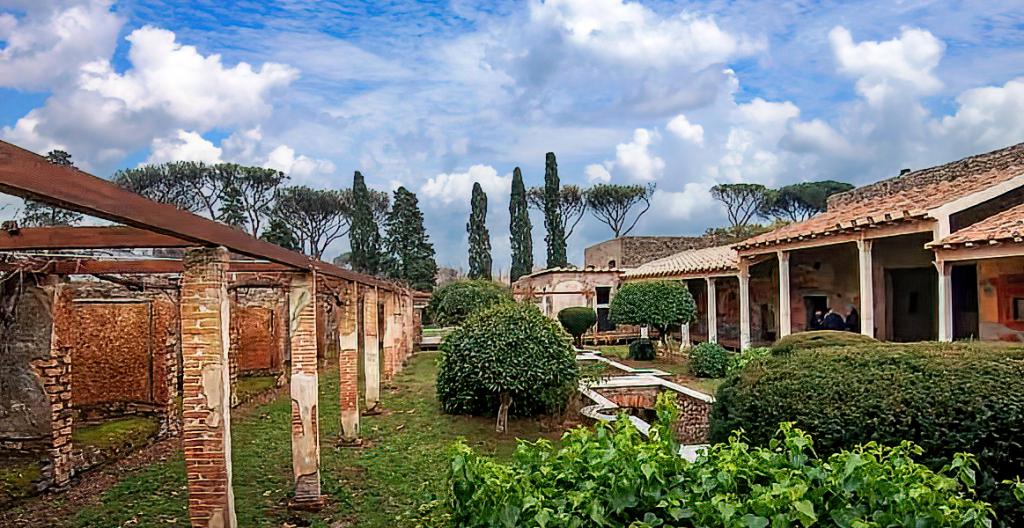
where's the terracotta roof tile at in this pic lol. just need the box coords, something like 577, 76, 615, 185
624, 245, 738, 279
735, 142, 1024, 250
932, 202, 1024, 247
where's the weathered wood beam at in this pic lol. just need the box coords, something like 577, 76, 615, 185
0, 226, 191, 250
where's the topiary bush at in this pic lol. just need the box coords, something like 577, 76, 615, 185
434, 392, 995, 528
436, 302, 578, 433
771, 329, 877, 355
557, 306, 597, 347
609, 281, 695, 343
427, 279, 513, 327
689, 341, 728, 378
726, 346, 771, 376
627, 338, 655, 360
712, 342, 1024, 525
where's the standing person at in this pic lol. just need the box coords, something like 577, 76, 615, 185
822, 307, 846, 331
845, 304, 860, 333
810, 310, 824, 330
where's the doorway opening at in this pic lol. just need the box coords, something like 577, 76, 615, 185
888, 267, 937, 341
952, 264, 979, 340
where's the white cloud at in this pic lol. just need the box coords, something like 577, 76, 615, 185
0, 0, 123, 90
783, 119, 859, 158
614, 128, 665, 181
667, 114, 705, 145
934, 77, 1024, 151
265, 145, 336, 181
651, 184, 716, 221
829, 26, 944, 103
420, 165, 511, 206
146, 130, 222, 164
585, 163, 612, 183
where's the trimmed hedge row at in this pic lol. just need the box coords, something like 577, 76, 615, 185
712, 342, 1024, 525
770, 329, 877, 355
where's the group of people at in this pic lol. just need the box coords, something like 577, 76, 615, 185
811, 304, 860, 333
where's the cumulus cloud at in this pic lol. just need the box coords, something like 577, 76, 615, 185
933, 77, 1024, 151
585, 163, 612, 183
829, 26, 944, 103
420, 164, 511, 206
614, 128, 665, 182
667, 114, 705, 145
146, 130, 222, 164
0, 0, 123, 90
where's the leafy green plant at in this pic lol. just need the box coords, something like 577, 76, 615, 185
726, 346, 771, 376
439, 392, 995, 528
771, 329, 876, 355
689, 341, 728, 378
609, 281, 695, 344
436, 302, 578, 433
427, 279, 513, 326
712, 342, 1024, 525
627, 338, 656, 360
557, 306, 597, 346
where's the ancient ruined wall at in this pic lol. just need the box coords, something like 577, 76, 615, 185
596, 385, 711, 444
512, 270, 622, 319
584, 239, 624, 268
231, 287, 286, 374
788, 244, 860, 333
978, 256, 1024, 342
0, 275, 57, 444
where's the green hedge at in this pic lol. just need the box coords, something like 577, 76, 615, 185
770, 329, 877, 355
437, 303, 578, 418
427, 279, 513, 327
689, 342, 728, 378
427, 393, 996, 527
712, 342, 1024, 525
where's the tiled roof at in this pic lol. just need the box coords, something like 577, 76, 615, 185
521, 266, 622, 278
931, 202, 1024, 248
734, 142, 1024, 251
624, 245, 738, 279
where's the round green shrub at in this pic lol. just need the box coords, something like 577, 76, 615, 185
689, 342, 728, 378
427, 279, 513, 327
726, 346, 770, 376
609, 281, 695, 339
770, 329, 876, 355
628, 338, 656, 360
711, 342, 1024, 524
436, 302, 578, 418
557, 306, 597, 346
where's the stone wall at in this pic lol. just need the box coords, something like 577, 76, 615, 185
596, 385, 711, 445
585, 236, 721, 269
231, 287, 287, 375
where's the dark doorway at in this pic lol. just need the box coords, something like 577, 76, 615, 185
596, 286, 615, 332
759, 304, 776, 342
804, 295, 828, 330
952, 264, 979, 340
889, 267, 937, 341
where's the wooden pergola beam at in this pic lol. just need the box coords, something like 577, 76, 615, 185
0, 258, 298, 275
0, 226, 191, 250
0, 141, 396, 290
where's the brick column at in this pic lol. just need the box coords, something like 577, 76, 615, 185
338, 280, 360, 444
382, 291, 396, 383
180, 247, 236, 528
363, 286, 381, 411
40, 281, 73, 488
288, 273, 323, 507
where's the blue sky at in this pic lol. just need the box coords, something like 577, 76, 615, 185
2, 0, 1023, 273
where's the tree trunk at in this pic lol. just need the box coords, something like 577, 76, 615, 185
496, 392, 512, 434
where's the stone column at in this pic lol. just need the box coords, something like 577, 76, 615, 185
679, 321, 691, 351
738, 263, 751, 350
778, 250, 791, 337
381, 291, 396, 383
705, 277, 718, 344
44, 281, 74, 489
338, 281, 360, 444
363, 285, 381, 411
937, 259, 953, 342
180, 247, 237, 528
857, 239, 875, 338
288, 272, 322, 507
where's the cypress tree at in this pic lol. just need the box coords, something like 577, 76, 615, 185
467, 182, 492, 280
219, 182, 247, 229
261, 212, 301, 252
350, 171, 384, 274
543, 152, 567, 268
509, 167, 533, 283
384, 187, 438, 290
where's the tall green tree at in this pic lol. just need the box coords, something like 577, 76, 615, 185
528, 184, 586, 252
542, 152, 567, 268
509, 167, 533, 283
349, 171, 385, 275
585, 183, 654, 238
384, 186, 438, 290
710, 183, 770, 228
219, 181, 247, 229
271, 185, 350, 258
261, 212, 301, 252
21, 150, 84, 227
761, 180, 854, 221
215, 165, 288, 236
467, 182, 492, 280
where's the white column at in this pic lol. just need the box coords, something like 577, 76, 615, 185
778, 250, 791, 337
363, 286, 381, 411
679, 321, 691, 351
705, 277, 718, 344
738, 263, 751, 350
857, 239, 875, 338
937, 259, 953, 342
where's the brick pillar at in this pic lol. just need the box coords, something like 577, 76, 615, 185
338, 280, 360, 444
180, 247, 236, 528
288, 273, 323, 507
382, 292, 396, 383
363, 286, 380, 411
41, 281, 73, 488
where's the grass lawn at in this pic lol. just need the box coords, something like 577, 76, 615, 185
235, 375, 278, 402
69, 352, 561, 527
593, 345, 724, 395
73, 416, 160, 451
